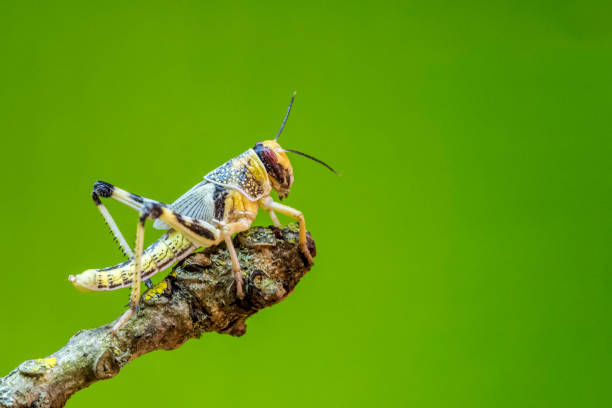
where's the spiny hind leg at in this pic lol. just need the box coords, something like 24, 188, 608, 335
92, 181, 221, 247
93, 180, 148, 212
92, 188, 134, 258
92, 182, 222, 333
259, 196, 313, 264
111, 212, 147, 334
92, 182, 154, 288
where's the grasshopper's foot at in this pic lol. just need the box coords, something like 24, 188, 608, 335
111, 304, 139, 335
234, 270, 245, 300
111, 310, 132, 335
300, 241, 314, 265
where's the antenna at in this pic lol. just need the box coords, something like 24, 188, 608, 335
284, 149, 340, 175
275, 91, 297, 141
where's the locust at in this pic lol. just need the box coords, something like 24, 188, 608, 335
68, 93, 337, 333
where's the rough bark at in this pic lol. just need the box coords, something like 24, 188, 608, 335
0, 224, 315, 408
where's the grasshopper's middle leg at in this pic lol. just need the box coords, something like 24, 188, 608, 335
218, 219, 253, 299
154, 206, 252, 299
146, 202, 252, 299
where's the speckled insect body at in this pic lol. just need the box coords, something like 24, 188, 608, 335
68, 94, 337, 333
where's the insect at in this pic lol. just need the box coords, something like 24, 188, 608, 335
68, 93, 337, 333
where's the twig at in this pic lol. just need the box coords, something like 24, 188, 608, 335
0, 225, 315, 408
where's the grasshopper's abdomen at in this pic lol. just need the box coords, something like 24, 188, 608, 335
70, 230, 196, 292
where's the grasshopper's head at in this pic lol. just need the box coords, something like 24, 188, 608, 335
254, 93, 338, 200
254, 140, 294, 199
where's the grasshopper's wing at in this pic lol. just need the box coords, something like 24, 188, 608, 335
153, 181, 216, 230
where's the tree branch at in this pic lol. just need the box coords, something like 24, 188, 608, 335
0, 225, 315, 408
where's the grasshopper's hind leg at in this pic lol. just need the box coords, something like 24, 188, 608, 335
91, 182, 224, 333
111, 212, 147, 334
92, 186, 154, 289
92, 180, 223, 249
92, 181, 251, 302
92, 189, 134, 258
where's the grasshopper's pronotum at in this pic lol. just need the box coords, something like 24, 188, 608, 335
69, 93, 337, 333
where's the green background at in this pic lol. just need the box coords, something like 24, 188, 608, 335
0, 1, 610, 406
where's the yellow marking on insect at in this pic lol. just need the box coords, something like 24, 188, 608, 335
144, 280, 168, 301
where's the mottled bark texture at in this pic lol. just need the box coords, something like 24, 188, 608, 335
0, 224, 315, 408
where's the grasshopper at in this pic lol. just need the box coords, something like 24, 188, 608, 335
68, 93, 337, 333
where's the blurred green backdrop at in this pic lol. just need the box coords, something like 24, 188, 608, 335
1, 0, 610, 407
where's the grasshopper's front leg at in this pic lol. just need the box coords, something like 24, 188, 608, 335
259, 196, 313, 265
268, 210, 281, 227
